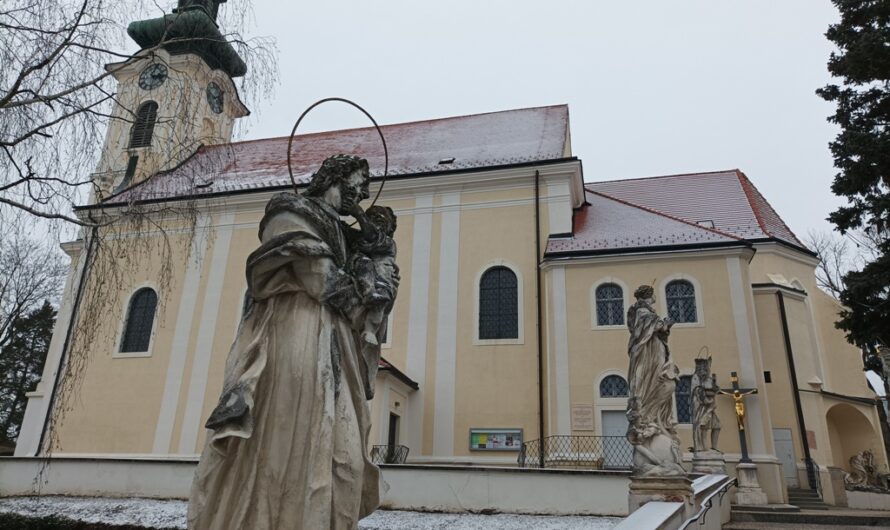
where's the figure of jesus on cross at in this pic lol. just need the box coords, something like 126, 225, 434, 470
718, 371, 758, 464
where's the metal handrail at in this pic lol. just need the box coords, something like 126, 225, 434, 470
370, 444, 409, 464
518, 435, 633, 470
678, 476, 737, 530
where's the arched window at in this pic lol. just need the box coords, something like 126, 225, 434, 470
676, 375, 693, 423
120, 288, 158, 353
129, 101, 158, 148
666, 280, 697, 323
478, 266, 518, 340
599, 375, 629, 398
595, 283, 624, 326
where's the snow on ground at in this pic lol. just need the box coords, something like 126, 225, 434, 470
0, 496, 620, 529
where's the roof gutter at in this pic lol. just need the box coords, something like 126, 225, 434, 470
544, 240, 754, 261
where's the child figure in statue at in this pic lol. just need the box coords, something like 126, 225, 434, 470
348, 204, 398, 397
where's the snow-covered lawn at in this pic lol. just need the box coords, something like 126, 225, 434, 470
0, 496, 620, 529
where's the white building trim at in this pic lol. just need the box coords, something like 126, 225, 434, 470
178, 212, 235, 454
433, 192, 461, 457
112, 282, 161, 359
658, 273, 705, 328
590, 277, 630, 330
151, 216, 210, 454
404, 194, 433, 454
593, 370, 628, 436
725, 256, 768, 455
473, 260, 525, 346
551, 266, 571, 435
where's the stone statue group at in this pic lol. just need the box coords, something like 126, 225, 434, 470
625, 285, 723, 479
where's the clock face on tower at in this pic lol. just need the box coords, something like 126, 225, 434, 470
206, 82, 224, 114
138, 63, 168, 91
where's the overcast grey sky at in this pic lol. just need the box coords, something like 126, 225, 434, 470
240, 1, 841, 238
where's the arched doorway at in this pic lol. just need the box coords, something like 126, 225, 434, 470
826, 403, 880, 470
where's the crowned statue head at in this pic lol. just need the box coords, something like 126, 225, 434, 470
634, 285, 655, 305
304, 154, 371, 215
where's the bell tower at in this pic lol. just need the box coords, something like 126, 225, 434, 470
93, 0, 250, 198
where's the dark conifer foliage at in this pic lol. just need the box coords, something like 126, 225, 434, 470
0, 301, 56, 446
817, 0, 890, 347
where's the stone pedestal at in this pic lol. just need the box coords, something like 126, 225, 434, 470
692, 450, 726, 475
629, 476, 695, 513
734, 463, 768, 505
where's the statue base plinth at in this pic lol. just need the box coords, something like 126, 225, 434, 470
692, 450, 726, 475
733, 462, 768, 505
629, 475, 695, 513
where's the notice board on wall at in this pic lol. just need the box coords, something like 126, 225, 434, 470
468, 428, 523, 451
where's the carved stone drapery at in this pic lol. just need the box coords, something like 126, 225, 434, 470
625, 285, 686, 478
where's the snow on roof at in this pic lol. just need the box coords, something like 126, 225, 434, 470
105, 105, 570, 205
866, 370, 887, 398
546, 189, 743, 256
547, 169, 809, 257
587, 169, 805, 250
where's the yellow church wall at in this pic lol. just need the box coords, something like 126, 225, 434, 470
452, 202, 540, 458
50, 228, 201, 454
811, 289, 874, 398
560, 255, 737, 438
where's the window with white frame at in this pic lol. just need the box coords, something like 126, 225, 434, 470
478, 266, 518, 340
120, 287, 157, 353
675, 375, 693, 423
595, 283, 625, 326
599, 375, 629, 398
665, 279, 697, 323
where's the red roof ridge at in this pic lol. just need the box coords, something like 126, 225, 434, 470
584, 187, 746, 242
733, 169, 804, 246
211, 104, 570, 150
587, 168, 740, 186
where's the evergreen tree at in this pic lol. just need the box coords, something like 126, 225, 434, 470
0, 301, 56, 445
817, 0, 890, 348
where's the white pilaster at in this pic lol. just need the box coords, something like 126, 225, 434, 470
177, 213, 235, 454
15, 242, 84, 456
726, 256, 769, 455
404, 194, 433, 454
152, 216, 209, 454
432, 192, 461, 456
552, 266, 571, 435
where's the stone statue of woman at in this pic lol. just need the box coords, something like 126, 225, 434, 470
188, 155, 396, 530
626, 285, 686, 477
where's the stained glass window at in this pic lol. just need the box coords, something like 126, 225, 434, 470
600, 375, 629, 397
666, 280, 697, 323
129, 101, 158, 148
479, 266, 518, 340
676, 375, 693, 423
595, 283, 624, 326
120, 288, 158, 353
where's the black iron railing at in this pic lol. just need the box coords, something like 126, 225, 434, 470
370, 444, 409, 464
518, 435, 633, 470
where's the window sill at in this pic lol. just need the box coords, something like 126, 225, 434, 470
591, 324, 626, 331
671, 321, 704, 329
113, 351, 152, 359
473, 338, 524, 346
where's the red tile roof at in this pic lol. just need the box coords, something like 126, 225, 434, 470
105, 105, 570, 205
547, 170, 808, 257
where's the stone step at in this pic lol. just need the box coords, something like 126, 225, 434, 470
732, 504, 800, 513
731, 508, 890, 526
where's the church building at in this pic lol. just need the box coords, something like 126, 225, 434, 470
11, 0, 887, 509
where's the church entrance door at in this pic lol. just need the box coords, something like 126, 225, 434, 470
773, 428, 799, 487
601, 410, 632, 468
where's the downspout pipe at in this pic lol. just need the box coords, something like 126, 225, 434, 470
776, 290, 818, 491
535, 170, 545, 468
36, 225, 97, 455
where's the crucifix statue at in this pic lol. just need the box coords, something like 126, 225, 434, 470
718, 371, 758, 463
